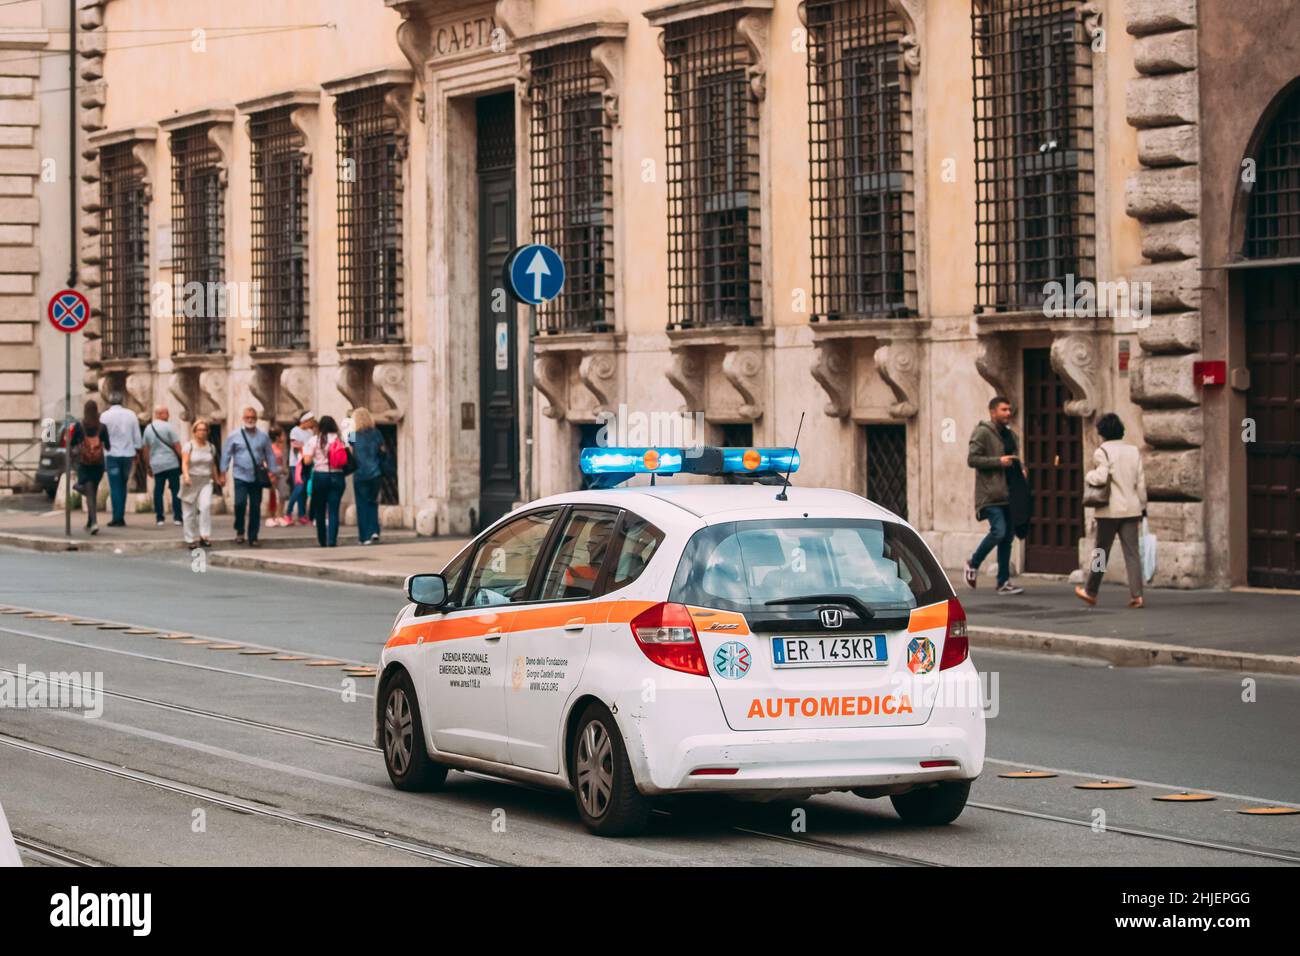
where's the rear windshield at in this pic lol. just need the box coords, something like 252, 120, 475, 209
669, 518, 953, 613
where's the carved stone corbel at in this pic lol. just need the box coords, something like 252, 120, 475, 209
899, 34, 920, 74
1050, 333, 1102, 419
736, 12, 769, 101
534, 353, 567, 420
247, 366, 276, 418
1081, 3, 1103, 47
169, 372, 196, 423
199, 369, 228, 422
874, 339, 921, 419
578, 351, 619, 417
591, 40, 623, 127
372, 362, 407, 423
383, 86, 412, 164
394, 8, 432, 123
124, 372, 152, 416
975, 334, 1016, 403
494, 0, 533, 42
721, 348, 764, 422
205, 123, 233, 188
336, 363, 368, 411
810, 338, 851, 419
129, 141, 154, 203
665, 347, 706, 415
279, 366, 314, 420
288, 104, 317, 174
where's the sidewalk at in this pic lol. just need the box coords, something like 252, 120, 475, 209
2, 499, 1296, 675
0, 503, 415, 553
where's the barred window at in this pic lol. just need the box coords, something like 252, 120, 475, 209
336, 87, 405, 345
1244, 84, 1300, 260
100, 142, 151, 360
806, 0, 914, 319
529, 41, 614, 335
170, 124, 226, 355
972, 0, 1094, 311
249, 107, 309, 350
663, 12, 761, 329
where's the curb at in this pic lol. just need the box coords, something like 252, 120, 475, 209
208, 551, 408, 588
0, 530, 417, 556
969, 625, 1300, 677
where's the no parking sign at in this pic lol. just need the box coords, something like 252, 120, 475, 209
47, 289, 90, 333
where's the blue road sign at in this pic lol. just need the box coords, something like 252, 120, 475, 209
48, 289, 90, 333
506, 243, 565, 305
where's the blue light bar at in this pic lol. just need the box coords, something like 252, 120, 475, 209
716, 447, 801, 475
580, 447, 684, 476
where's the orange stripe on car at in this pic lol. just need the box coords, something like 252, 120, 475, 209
687, 606, 752, 636
907, 600, 948, 632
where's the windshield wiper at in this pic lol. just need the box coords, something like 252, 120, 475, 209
763, 594, 887, 621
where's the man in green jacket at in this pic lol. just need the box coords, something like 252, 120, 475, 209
964, 396, 1025, 595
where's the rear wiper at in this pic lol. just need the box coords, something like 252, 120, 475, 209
764, 594, 887, 622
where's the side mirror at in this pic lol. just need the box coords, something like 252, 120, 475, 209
405, 573, 448, 608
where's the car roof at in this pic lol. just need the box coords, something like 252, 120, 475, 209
532, 482, 905, 524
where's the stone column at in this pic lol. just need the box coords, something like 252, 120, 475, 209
1123, 0, 1206, 587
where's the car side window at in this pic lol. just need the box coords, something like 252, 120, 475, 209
436, 548, 471, 610
608, 513, 664, 591
461, 510, 557, 607
536, 509, 619, 602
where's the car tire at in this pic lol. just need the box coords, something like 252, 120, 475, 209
889, 780, 971, 825
570, 702, 650, 837
381, 670, 448, 792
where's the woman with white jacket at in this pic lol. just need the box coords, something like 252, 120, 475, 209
1076, 413, 1148, 608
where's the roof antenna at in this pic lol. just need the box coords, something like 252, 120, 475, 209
776, 412, 805, 502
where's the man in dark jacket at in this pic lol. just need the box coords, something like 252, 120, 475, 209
964, 396, 1026, 595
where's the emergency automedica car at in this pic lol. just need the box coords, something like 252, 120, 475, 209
375, 447, 985, 836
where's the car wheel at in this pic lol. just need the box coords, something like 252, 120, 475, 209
570, 702, 650, 837
381, 670, 447, 792
889, 780, 971, 825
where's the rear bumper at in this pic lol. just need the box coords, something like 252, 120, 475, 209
617, 660, 986, 795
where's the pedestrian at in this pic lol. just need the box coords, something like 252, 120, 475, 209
99, 392, 142, 527
180, 418, 223, 548
963, 395, 1028, 595
219, 406, 277, 547
265, 426, 289, 526
143, 405, 183, 528
349, 406, 387, 545
67, 399, 108, 534
287, 411, 315, 526
1075, 412, 1148, 609
303, 414, 347, 548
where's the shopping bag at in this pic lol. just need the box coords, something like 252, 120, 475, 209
1139, 517, 1158, 583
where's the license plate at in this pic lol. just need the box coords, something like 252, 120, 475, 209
771, 635, 888, 668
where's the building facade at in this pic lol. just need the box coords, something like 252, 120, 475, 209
71, 0, 1299, 588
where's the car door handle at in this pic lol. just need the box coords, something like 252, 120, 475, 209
484, 626, 504, 642
564, 617, 585, 632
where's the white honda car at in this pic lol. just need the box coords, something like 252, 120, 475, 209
375, 447, 985, 836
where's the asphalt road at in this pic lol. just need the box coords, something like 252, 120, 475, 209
1, 546, 1297, 867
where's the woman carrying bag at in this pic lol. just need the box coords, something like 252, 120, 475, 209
1076, 413, 1148, 608
303, 415, 349, 548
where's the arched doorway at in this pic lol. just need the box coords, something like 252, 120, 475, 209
1241, 84, 1300, 588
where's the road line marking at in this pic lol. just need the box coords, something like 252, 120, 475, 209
986, 756, 1300, 810
0, 624, 372, 698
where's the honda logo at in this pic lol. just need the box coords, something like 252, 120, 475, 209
819, 608, 843, 628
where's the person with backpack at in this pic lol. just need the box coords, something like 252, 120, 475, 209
219, 406, 278, 547
348, 406, 387, 545
302, 414, 351, 548
143, 405, 184, 528
67, 400, 109, 534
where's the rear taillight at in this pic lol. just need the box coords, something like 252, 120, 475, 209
630, 602, 708, 676
938, 597, 968, 671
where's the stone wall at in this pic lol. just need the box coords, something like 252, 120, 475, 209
0, 6, 47, 475
1123, 0, 1207, 587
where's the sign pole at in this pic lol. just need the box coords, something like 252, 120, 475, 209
64, 333, 71, 538
525, 303, 536, 503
